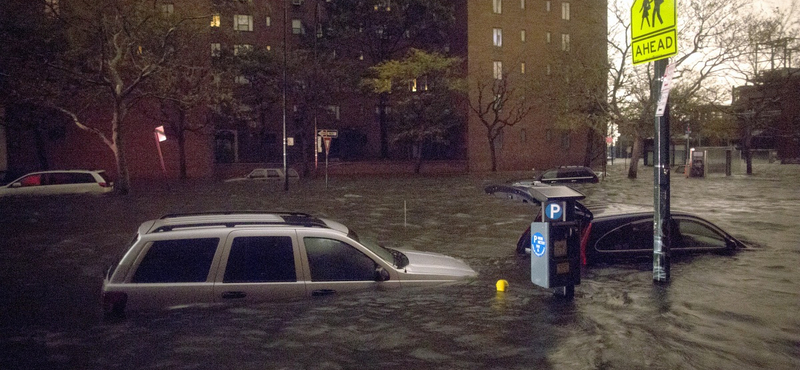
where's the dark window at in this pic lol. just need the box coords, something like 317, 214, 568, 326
595, 220, 652, 251
541, 170, 558, 180
223, 236, 296, 283
304, 237, 376, 281
132, 238, 219, 283
674, 219, 727, 249
47, 172, 95, 185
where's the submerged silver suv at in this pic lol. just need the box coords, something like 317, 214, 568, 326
102, 212, 477, 315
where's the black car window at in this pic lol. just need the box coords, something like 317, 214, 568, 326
304, 237, 376, 282
674, 219, 727, 249
595, 219, 653, 251
223, 236, 296, 283
541, 170, 558, 180
132, 238, 219, 283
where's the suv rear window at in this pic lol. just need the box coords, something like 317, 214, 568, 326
132, 238, 219, 283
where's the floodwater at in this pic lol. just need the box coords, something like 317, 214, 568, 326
1, 162, 798, 369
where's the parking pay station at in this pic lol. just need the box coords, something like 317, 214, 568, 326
528, 185, 585, 298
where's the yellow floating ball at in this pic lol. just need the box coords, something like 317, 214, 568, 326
496, 279, 509, 292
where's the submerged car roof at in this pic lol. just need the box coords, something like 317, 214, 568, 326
138, 212, 348, 234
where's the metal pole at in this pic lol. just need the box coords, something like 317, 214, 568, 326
282, 0, 289, 191
653, 58, 671, 283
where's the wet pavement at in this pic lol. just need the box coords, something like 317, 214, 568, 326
1, 162, 799, 369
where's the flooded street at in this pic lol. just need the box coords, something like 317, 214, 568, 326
1, 162, 799, 369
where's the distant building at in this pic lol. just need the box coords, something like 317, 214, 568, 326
732, 68, 800, 163
5, 0, 608, 179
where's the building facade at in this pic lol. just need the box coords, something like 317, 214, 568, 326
4, 0, 608, 181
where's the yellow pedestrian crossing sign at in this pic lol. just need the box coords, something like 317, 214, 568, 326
631, 0, 677, 65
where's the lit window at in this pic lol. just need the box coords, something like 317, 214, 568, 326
374, 0, 391, 11
266, 16, 271, 27
562, 2, 570, 20
211, 14, 220, 27
520, 0, 525, 9
211, 43, 221, 57
546, 64, 551, 75
546, 32, 551, 43
235, 75, 250, 84
493, 61, 503, 80
45, 0, 59, 15
546, 1, 551, 12
562, 33, 570, 51
327, 105, 341, 120
493, 28, 503, 47
161, 4, 174, 16
234, 44, 253, 55
521, 30, 526, 42
234, 15, 253, 32
521, 62, 526, 74
292, 19, 304, 34
493, 0, 502, 14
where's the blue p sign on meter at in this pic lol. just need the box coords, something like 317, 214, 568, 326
532, 232, 547, 257
544, 202, 566, 221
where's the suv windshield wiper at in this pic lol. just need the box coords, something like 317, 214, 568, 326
388, 248, 409, 269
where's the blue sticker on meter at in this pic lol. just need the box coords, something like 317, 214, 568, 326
532, 232, 546, 257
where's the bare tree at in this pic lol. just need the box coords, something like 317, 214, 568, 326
606, 0, 750, 178
45, 0, 207, 194
466, 67, 534, 172
728, 4, 799, 172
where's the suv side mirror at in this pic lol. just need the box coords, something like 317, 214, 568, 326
375, 266, 390, 282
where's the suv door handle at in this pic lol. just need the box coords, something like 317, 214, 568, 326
221, 291, 247, 299
312, 289, 336, 297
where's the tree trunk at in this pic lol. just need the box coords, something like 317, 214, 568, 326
178, 109, 188, 179
488, 133, 498, 172
112, 104, 131, 195
627, 133, 644, 179
743, 126, 753, 175
379, 92, 389, 159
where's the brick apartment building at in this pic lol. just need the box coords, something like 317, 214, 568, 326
3, 0, 607, 180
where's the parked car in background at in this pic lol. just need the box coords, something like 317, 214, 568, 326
486, 184, 744, 265
0, 170, 113, 197
530, 166, 599, 184
224, 168, 299, 183
102, 212, 477, 315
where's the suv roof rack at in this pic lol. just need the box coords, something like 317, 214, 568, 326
150, 211, 328, 233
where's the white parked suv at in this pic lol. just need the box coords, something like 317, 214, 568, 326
102, 212, 477, 315
0, 170, 113, 197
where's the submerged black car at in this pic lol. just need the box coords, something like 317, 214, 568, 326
486, 185, 744, 265
536, 166, 599, 184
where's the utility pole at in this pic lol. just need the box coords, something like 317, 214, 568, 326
653, 59, 671, 283
282, 0, 289, 191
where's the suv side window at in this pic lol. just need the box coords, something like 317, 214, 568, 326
223, 236, 296, 283
304, 237, 376, 281
132, 238, 219, 283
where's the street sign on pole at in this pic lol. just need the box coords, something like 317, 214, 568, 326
318, 129, 338, 138
631, 0, 677, 65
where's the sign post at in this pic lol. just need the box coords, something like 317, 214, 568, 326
154, 126, 169, 191
631, 0, 677, 283
318, 129, 337, 189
